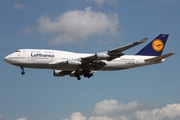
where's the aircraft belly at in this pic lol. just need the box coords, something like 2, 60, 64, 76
101, 61, 132, 70
11, 62, 83, 71
11, 63, 52, 69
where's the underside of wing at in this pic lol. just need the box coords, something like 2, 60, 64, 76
49, 58, 106, 71
81, 59, 107, 70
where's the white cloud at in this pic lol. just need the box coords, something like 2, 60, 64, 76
118, 116, 129, 120
17, 117, 27, 120
14, 3, 25, 9
64, 99, 180, 120
91, 99, 146, 115
37, 6, 119, 45
86, 0, 117, 6
67, 112, 87, 120
135, 103, 180, 120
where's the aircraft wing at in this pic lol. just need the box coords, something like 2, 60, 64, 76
79, 37, 148, 70
81, 59, 107, 70
82, 37, 148, 61
108, 37, 148, 53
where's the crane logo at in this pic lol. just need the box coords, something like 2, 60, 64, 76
152, 39, 164, 52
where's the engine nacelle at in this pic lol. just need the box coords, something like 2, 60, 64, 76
53, 70, 67, 77
70, 71, 76, 77
95, 53, 111, 60
66, 60, 81, 67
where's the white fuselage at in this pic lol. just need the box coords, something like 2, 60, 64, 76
4, 49, 163, 71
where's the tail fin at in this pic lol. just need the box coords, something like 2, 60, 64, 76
136, 34, 169, 56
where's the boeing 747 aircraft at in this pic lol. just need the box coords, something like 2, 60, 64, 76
4, 34, 175, 80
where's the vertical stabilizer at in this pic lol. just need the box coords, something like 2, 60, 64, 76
136, 34, 169, 56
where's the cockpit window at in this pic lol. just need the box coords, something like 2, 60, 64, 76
15, 50, 20, 52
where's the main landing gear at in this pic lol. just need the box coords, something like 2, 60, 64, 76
84, 73, 93, 78
75, 70, 94, 80
75, 74, 81, 80
77, 76, 81, 80
20, 67, 25, 75
83, 70, 93, 78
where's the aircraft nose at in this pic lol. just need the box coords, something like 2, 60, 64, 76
4, 55, 10, 63
4, 56, 8, 62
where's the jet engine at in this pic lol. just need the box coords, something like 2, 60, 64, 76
66, 60, 81, 67
95, 53, 111, 60
53, 70, 68, 76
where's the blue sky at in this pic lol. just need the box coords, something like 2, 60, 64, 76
0, 0, 180, 120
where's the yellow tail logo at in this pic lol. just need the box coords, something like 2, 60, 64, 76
152, 39, 164, 52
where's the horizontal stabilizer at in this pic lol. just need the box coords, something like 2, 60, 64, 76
145, 52, 175, 62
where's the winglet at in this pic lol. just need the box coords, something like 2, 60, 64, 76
139, 37, 148, 43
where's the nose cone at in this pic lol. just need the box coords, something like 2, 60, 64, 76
4, 56, 9, 63
4, 52, 18, 64
4, 55, 11, 63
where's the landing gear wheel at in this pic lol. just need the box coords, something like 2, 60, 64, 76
84, 72, 93, 78
75, 74, 81, 80
77, 76, 81, 80
82, 70, 93, 78
87, 73, 93, 78
21, 71, 25, 75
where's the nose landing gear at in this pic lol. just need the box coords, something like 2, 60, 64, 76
20, 67, 25, 75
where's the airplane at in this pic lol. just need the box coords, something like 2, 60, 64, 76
4, 34, 175, 80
